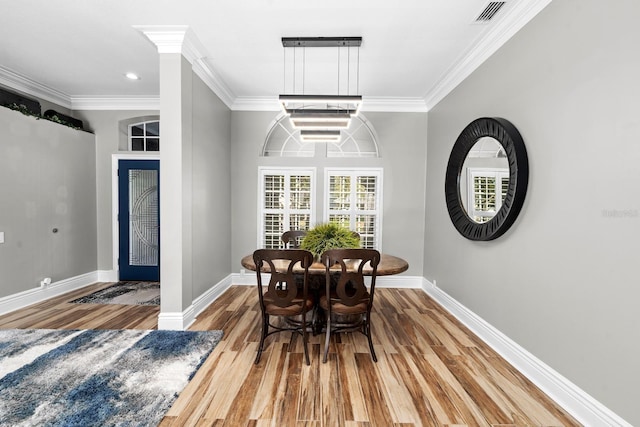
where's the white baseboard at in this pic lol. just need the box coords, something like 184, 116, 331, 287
231, 272, 424, 288
421, 278, 631, 427
157, 274, 233, 331
376, 274, 423, 288
0, 271, 99, 316
97, 269, 118, 282
1, 269, 628, 425
157, 309, 194, 331
192, 274, 234, 315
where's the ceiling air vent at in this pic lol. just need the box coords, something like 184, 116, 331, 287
475, 1, 506, 22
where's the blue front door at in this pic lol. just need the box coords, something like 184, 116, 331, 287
118, 160, 160, 281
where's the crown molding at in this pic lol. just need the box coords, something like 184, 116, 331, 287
192, 58, 235, 110
231, 95, 428, 113
135, 25, 235, 110
0, 0, 552, 117
134, 25, 191, 55
3, 1, 551, 116
362, 97, 428, 113
231, 96, 279, 111
0, 65, 158, 111
423, 0, 553, 110
71, 96, 159, 111
0, 65, 72, 109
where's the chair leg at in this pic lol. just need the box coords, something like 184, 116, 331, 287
323, 312, 331, 363
302, 313, 310, 366
364, 313, 377, 362
255, 313, 269, 364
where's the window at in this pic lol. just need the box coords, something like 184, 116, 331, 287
467, 168, 509, 223
129, 120, 160, 151
259, 168, 315, 248
263, 113, 379, 158
325, 169, 382, 249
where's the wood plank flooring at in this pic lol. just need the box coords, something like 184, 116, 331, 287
0, 283, 581, 426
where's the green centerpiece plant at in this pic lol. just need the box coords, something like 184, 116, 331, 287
300, 223, 361, 260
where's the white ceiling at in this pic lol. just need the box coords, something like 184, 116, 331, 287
0, 0, 550, 111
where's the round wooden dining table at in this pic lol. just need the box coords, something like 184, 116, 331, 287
241, 253, 409, 276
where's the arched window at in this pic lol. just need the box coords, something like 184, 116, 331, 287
129, 120, 160, 152
258, 113, 383, 250
263, 113, 379, 158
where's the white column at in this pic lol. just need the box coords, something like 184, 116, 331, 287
138, 26, 196, 329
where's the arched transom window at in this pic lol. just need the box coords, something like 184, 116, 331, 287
129, 120, 160, 152
263, 113, 379, 158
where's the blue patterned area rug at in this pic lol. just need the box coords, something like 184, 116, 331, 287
0, 328, 223, 426
71, 281, 160, 306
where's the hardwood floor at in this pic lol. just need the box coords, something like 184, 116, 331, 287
0, 283, 581, 426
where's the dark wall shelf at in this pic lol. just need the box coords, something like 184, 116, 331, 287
0, 86, 41, 116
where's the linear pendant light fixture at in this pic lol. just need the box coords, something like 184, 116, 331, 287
279, 36, 362, 142
300, 130, 341, 142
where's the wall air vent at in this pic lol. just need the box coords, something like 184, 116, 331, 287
475, 1, 506, 22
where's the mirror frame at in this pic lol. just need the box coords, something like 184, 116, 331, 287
445, 117, 529, 241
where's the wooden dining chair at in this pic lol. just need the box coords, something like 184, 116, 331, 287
281, 230, 307, 249
319, 248, 381, 363
253, 248, 314, 365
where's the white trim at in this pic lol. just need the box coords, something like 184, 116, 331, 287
361, 97, 428, 113
421, 278, 632, 427
231, 96, 429, 113
375, 275, 422, 288
232, 96, 280, 111
424, 0, 553, 109
135, 25, 236, 111
0, 271, 99, 316
193, 58, 235, 110
134, 25, 191, 54
232, 272, 422, 289
192, 275, 234, 319
158, 311, 193, 331
0, 65, 72, 109
97, 269, 118, 282
0, 67, 428, 113
111, 153, 161, 282
157, 274, 234, 330
71, 96, 160, 111
0, 3, 551, 114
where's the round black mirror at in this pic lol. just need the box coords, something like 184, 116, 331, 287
445, 117, 528, 241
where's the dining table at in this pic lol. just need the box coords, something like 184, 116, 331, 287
240, 252, 409, 277
242, 251, 409, 334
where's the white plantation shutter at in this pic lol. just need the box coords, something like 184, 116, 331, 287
259, 168, 315, 248
467, 168, 509, 223
325, 168, 382, 249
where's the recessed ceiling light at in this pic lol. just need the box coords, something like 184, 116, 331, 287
125, 72, 140, 80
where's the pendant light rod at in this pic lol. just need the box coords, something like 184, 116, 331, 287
279, 36, 363, 133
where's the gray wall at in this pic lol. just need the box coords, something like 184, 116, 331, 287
230, 110, 427, 277
424, 0, 640, 423
191, 74, 232, 298
77, 73, 232, 303
75, 109, 159, 272
0, 107, 96, 298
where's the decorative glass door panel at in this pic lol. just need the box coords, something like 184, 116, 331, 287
118, 160, 160, 281
129, 169, 158, 266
